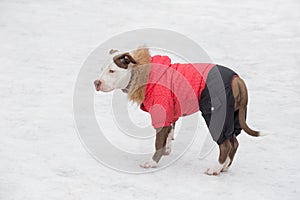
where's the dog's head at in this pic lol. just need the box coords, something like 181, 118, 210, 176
94, 49, 137, 92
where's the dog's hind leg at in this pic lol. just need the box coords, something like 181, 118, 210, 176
229, 134, 239, 166
222, 134, 239, 172
205, 139, 232, 175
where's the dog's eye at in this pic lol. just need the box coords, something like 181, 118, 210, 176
109, 69, 115, 73
120, 57, 130, 65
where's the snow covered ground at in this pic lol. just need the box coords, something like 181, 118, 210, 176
1, 0, 300, 199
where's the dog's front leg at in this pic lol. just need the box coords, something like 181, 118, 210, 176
164, 123, 175, 155
140, 126, 171, 168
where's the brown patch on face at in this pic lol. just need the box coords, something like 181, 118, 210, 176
113, 53, 137, 69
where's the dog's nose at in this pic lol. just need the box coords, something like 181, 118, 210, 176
94, 80, 101, 86
94, 80, 101, 91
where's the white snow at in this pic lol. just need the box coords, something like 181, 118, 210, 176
1, 0, 300, 199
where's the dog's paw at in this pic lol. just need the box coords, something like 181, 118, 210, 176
205, 166, 222, 176
205, 157, 231, 176
139, 160, 158, 168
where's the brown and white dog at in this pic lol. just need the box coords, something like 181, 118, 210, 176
94, 47, 263, 175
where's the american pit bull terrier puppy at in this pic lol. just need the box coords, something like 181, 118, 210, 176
94, 47, 263, 175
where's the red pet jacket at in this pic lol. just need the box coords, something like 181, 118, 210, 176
140, 55, 215, 128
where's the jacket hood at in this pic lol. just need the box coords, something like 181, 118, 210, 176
151, 55, 172, 67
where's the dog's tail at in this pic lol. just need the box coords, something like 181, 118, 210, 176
236, 77, 261, 137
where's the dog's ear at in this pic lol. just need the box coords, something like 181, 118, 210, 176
109, 49, 119, 54
113, 53, 137, 69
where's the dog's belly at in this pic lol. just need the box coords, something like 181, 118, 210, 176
173, 98, 200, 117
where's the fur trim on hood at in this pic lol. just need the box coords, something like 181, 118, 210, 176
127, 47, 152, 104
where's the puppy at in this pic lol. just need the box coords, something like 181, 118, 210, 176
94, 47, 262, 175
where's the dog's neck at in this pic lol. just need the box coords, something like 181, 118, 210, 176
122, 47, 152, 104
121, 74, 133, 94
125, 65, 151, 104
